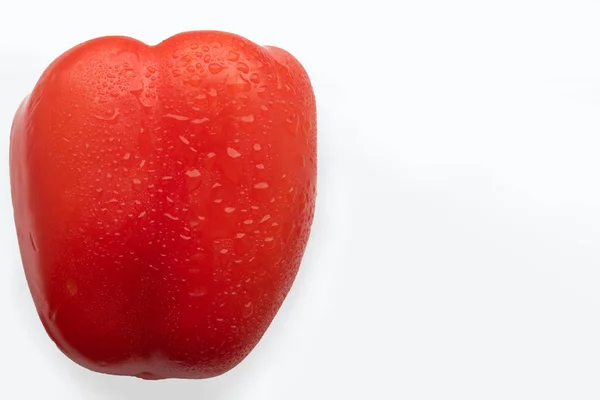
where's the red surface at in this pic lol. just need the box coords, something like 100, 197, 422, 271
10, 31, 316, 379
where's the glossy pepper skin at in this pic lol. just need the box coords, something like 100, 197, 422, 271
10, 31, 316, 379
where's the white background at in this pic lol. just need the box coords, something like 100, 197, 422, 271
2, 0, 600, 398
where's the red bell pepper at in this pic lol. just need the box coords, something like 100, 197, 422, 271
10, 30, 316, 379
